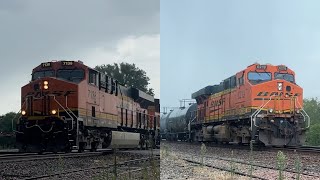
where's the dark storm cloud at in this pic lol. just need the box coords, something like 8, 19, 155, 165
0, 0, 159, 114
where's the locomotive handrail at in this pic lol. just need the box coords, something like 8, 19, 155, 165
295, 98, 310, 129
11, 101, 26, 133
250, 96, 265, 130
65, 96, 79, 147
65, 96, 78, 121
251, 95, 276, 130
49, 95, 75, 131
25, 124, 53, 133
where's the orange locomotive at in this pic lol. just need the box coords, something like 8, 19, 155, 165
192, 63, 309, 146
16, 60, 160, 152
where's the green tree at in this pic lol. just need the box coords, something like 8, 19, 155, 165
306, 122, 320, 145
95, 62, 154, 96
303, 98, 320, 125
0, 112, 17, 132
304, 98, 320, 146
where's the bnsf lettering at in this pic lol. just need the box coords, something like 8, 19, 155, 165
210, 98, 225, 107
24, 90, 76, 98
257, 91, 299, 97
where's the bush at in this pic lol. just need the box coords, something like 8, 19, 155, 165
306, 123, 320, 146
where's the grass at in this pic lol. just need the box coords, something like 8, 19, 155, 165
276, 151, 287, 180
294, 150, 302, 180
249, 140, 254, 179
161, 141, 305, 180
93, 143, 160, 180
200, 142, 207, 166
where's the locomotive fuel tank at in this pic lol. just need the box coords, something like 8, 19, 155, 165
108, 131, 140, 149
203, 125, 231, 142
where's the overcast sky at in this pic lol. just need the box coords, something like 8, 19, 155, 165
161, 0, 320, 109
0, 0, 159, 115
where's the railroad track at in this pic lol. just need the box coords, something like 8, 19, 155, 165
272, 146, 320, 154
0, 150, 112, 163
182, 155, 320, 180
20, 156, 160, 180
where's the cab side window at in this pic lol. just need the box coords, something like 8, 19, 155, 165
237, 72, 244, 86
89, 69, 98, 86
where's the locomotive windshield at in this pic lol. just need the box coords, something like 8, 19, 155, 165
248, 72, 272, 84
32, 70, 55, 80
275, 73, 294, 83
57, 69, 85, 83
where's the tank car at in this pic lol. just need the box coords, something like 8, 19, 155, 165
160, 104, 197, 141
15, 60, 160, 152
191, 63, 309, 146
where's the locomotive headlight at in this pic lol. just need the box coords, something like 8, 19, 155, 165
268, 108, 274, 113
51, 109, 57, 115
270, 119, 275, 123
43, 81, 49, 90
296, 109, 301, 114
277, 82, 283, 91
21, 110, 26, 115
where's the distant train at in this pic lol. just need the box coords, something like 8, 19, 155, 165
16, 60, 160, 153
161, 63, 309, 146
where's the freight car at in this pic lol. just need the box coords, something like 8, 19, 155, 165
160, 104, 197, 141
15, 60, 160, 153
162, 63, 309, 146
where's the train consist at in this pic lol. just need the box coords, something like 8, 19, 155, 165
161, 63, 309, 146
16, 60, 160, 152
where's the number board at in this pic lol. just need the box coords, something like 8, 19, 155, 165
42, 62, 51, 68
278, 65, 287, 71
61, 61, 74, 66
256, 65, 267, 70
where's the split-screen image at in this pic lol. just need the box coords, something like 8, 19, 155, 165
0, 1, 319, 180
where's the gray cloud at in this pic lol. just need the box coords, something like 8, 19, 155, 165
0, 0, 159, 115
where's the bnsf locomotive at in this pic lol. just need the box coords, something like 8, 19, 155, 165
161, 63, 309, 146
16, 60, 160, 152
